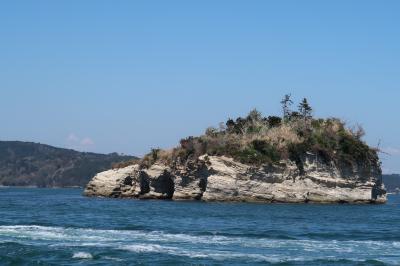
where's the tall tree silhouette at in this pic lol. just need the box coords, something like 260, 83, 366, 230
280, 94, 293, 120
298, 98, 313, 120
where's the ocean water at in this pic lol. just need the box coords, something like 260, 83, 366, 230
0, 188, 399, 266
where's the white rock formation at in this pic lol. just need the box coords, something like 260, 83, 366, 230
84, 155, 387, 204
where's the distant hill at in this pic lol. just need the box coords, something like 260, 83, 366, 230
0, 141, 137, 188
382, 174, 400, 193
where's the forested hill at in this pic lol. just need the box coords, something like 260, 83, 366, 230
382, 174, 400, 193
0, 141, 137, 188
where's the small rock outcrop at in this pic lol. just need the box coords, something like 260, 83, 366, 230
84, 155, 387, 204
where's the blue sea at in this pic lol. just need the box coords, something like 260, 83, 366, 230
0, 188, 399, 265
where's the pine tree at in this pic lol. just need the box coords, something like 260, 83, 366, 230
280, 94, 293, 120
298, 98, 313, 120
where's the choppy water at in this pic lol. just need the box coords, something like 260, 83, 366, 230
0, 188, 399, 265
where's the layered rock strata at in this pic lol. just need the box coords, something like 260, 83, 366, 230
84, 155, 386, 204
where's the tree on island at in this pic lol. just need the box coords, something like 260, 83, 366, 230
280, 94, 293, 121
298, 98, 313, 119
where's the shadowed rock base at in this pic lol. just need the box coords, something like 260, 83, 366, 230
84, 155, 387, 204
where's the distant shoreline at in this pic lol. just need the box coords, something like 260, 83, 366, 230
0, 185, 83, 189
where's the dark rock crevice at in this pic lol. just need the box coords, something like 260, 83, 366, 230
151, 171, 175, 199
139, 172, 150, 195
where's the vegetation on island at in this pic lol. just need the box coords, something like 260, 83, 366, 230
134, 95, 380, 176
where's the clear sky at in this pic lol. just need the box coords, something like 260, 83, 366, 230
1, 1, 399, 173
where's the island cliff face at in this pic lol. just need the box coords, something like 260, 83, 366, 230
84, 155, 386, 203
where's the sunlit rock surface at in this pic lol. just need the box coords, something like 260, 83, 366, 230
84, 155, 386, 204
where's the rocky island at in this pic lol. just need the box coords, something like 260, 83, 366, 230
84, 96, 386, 203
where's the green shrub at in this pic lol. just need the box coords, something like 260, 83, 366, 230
151, 148, 160, 161
252, 140, 281, 162
288, 142, 310, 175
267, 116, 282, 127
232, 140, 280, 165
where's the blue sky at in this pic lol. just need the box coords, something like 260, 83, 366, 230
0, 1, 399, 173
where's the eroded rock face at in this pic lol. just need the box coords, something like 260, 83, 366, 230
84, 155, 387, 204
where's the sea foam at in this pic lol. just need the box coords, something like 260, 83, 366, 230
72, 252, 93, 259
1, 225, 400, 264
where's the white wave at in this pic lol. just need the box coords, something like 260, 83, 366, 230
0, 225, 398, 250
122, 244, 175, 253
0, 225, 237, 246
120, 243, 273, 262
1, 225, 400, 264
103, 256, 124, 262
118, 244, 392, 264
119, 243, 400, 265
72, 252, 93, 259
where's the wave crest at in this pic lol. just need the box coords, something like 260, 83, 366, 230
0, 225, 399, 264
72, 252, 93, 259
